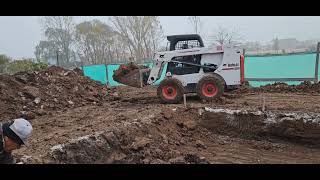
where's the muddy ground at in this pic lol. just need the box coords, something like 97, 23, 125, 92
2, 68, 320, 164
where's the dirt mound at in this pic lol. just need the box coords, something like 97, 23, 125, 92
0, 66, 114, 122
22, 107, 210, 164
234, 81, 320, 94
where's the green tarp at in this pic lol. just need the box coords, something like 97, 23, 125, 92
83, 62, 167, 87
82, 64, 107, 85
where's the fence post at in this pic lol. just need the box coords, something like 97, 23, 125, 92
105, 64, 109, 86
315, 42, 320, 83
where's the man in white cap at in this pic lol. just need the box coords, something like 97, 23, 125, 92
0, 118, 33, 164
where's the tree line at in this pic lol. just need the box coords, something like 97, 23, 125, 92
0, 16, 244, 75
35, 16, 164, 67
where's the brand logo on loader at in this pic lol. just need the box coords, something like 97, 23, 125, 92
228, 63, 239, 67
222, 63, 240, 71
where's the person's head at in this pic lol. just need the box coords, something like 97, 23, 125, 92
2, 118, 32, 153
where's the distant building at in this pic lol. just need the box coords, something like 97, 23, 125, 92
277, 38, 299, 50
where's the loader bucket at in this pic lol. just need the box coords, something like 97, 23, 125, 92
113, 62, 151, 88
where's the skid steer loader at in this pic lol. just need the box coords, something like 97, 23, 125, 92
113, 34, 245, 103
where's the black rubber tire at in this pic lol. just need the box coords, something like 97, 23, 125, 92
157, 78, 184, 104
196, 74, 224, 101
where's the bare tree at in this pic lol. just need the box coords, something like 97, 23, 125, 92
39, 16, 76, 66
111, 35, 131, 63
188, 16, 202, 34
109, 16, 164, 62
75, 20, 115, 65
209, 25, 243, 46
34, 40, 56, 63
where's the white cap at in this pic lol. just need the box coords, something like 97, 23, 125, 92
9, 118, 33, 146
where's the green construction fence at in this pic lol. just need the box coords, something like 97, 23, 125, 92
82, 62, 167, 87
82, 52, 319, 87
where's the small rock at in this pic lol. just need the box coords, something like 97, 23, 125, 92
198, 109, 204, 116
177, 121, 197, 130
184, 153, 209, 164
44, 137, 51, 141
142, 158, 150, 164
218, 141, 225, 145
179, 138, 186, 145
150, 159, 168, 164
35, 109, 46, 116
154, 148, 162, 155
168, 140, 175, 145
67, 100, 74, 105
53, 98, 58, 103
110, 153, 127, 163
27, 102, 34, 107
34, 97, 41, 104
19, 155, 40, 164
72, 86, 79, 92
163, 113, 173, 120
144, 150, 151, 157
169, 156, 185, 164
63, 72, 70, 76
22, 86, 40, 98
195, 140, 207, 149
167, 150, 182, 159
102, 132, 120, 147
48, 104, 55, 108
131, 137, 152, 150
23, 112, 36, 120
161, 134, 168, 144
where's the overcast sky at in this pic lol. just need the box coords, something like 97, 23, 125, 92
1, 16, 320, 59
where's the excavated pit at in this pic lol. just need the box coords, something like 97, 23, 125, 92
31, 108, 320, 164
201, 108, 320, 147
